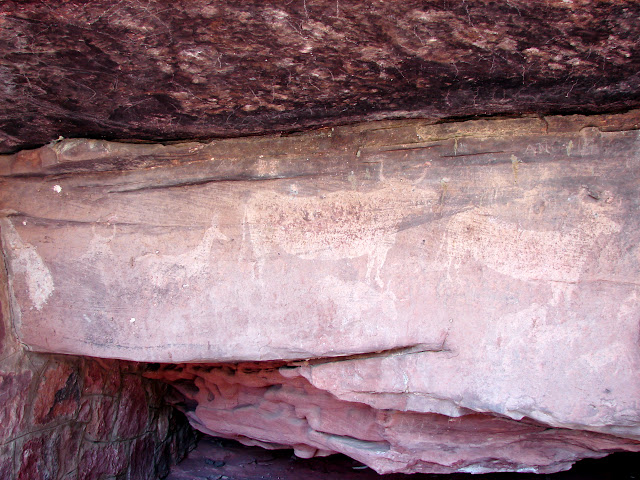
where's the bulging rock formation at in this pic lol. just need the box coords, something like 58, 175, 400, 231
2, 111, 640, 474
146, 362, 640, 475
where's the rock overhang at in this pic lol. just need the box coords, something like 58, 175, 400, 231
1, 0, 640, 153
2, 1, 640, 474
1, 111, 640, 474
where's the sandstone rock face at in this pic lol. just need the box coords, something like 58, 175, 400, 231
148, 362, 640, 475
1, 1, 640, 153
2, 111, 640, 473
0, 251, 196, 479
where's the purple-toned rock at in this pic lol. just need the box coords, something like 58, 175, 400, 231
32, 362, 80, 425
82, 358, 122, 396
0, 443, 13, 480
114, 374, 149, 439
129, 435, 156, 479
77, 442, 130, 480
17, 426, 83, 480
1, 1, 640, 154
16, 437, 44, 480
0, 371, 31, 440
0, 303, 5, 358
83, 395, 119, 442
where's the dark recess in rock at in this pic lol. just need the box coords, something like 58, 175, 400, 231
1, 0, 639, 153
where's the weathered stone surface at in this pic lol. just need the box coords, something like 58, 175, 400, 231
1, 1, 640, 153
32, 362, 80, 425
2, 111, 640, 474
0, 444, 13, 480
82, 357, 121, 396
0, 370, 31, 440
167, 436, 640, 480
149, 363, 640, 475
15, 437, 43, 480
114, 374, 150, 439
0, 246, 196, 480
77, 441, 130, 480
16, 426, 83, 480
129, 436, 157, 480
83, 395, 119, 442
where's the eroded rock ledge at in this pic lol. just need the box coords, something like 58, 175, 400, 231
146, 362, 640, 475
1, 111, 640, 474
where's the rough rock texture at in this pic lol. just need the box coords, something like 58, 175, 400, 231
2, 111, 639, 474
166, 437, 640, 480
0, 251, 197, 479
1, 0, 640, 153
148, 363, 640, 475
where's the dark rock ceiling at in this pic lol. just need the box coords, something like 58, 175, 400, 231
1, 0, 639, 153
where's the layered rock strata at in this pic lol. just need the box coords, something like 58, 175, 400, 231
2, 111, 640, 473
0, 263, 197, 480
147, 362, 640, 475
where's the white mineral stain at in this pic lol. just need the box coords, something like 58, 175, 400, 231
0, 219, 54, 310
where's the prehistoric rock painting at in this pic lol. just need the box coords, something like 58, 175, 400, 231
246, 181, 435, 287
1, 112, 640, 474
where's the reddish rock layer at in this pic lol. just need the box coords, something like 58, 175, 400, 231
0, 257, 196, 479
148, 363, 640, 475
2, 111, 640, 474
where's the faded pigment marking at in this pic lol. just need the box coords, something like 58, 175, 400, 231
0, 219, 54, 310
246, 181, 435, 288
443, 205, 620, 303
135, 216, 230, 289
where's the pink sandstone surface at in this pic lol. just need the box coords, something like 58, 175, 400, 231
147, 362, 640, 475
0, 285, 196, 480
2, 112, 640, 473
